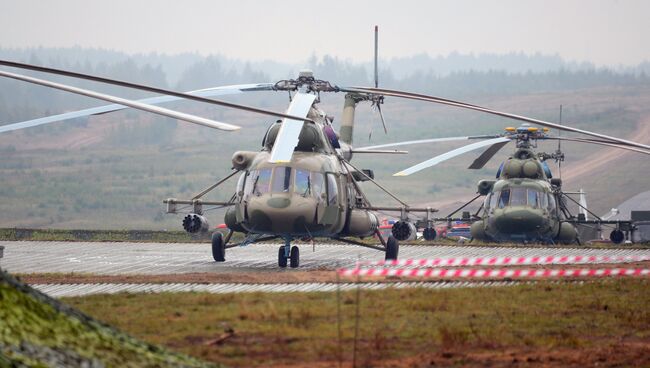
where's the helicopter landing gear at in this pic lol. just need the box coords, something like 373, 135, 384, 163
385, 236, 399, 261
278, 246, 288, 268
211, 232, 225, 262
278, 241, 300, 268
290, 246, 299, 268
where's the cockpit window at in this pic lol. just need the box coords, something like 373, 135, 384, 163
527, 190, 539, 208
236, 172, 247, 200
312, 172, 325, 200
295, 169, 310, 196
326, 173, 338, 205
252, 168, 272, 195
489, 191, 499, 209
271, 166, 291, 193
498, 189, 510, 208
539, 191, 547, 209
547, 193, 556, 211
510, 188, 527, 206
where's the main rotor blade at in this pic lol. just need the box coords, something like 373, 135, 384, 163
268, 92, 316, 163
0, 70, 240, 131
0, 59, 311, 123
467, 140, 511, 169
357, 135, 492, 151
393, 137, 510, 176
342, 86, 650, 151
0, 83, 274, 134
358, 136, 469, 151
544, 137, 650, 155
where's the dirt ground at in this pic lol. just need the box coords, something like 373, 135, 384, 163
267, 338, 650, 367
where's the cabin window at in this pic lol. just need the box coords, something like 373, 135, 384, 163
253, 168, 272, 195
271, 166, 292, 193
326, 173, 338, 205
311, 172, 325, 200
498, 189, 510, 208
295, 169, 310, 196
527, 190, 539, 208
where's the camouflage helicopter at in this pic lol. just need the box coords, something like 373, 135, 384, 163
360, 120, 650, 244
2, 30, 650, 261
0, 47, 442, 268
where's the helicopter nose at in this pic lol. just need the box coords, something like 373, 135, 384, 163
244, 193, 317, 234
493, 207, 545, 233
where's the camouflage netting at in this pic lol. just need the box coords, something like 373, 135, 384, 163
0, 267, 216, 368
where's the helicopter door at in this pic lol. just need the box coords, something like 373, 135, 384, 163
319, 173, 340, 225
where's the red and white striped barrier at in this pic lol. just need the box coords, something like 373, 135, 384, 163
338, 267, 650, 278
363, 255, 650, 268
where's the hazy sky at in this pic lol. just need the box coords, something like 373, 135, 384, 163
1, 0, 649, 66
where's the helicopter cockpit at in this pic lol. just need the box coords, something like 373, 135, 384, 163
486, 187, 556, 212
237, 167, 333, 202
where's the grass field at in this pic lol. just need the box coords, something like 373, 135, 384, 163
64, 279, 650, 367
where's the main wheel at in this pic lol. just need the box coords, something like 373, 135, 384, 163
289, 246, 300, 268
385, 236, 399, 261
278, 246, 288, 268
211, 232, 225, 262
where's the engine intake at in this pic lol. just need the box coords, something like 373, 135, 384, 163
391, 221, 417, 241
231, 151, 256, 170
182, 214, 209, 233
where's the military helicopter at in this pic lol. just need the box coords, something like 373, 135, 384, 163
2, 29, 650, 261
0, 30, 442, 268
361, 120, 650, 244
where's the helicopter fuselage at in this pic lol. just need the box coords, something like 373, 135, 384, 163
223, 110, 380, 240
470, 147, 577, 244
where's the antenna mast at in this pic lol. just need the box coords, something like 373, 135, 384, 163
374, 25, 379, 88
558, 104, 563, 178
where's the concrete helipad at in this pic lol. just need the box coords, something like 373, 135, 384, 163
1, 241, 649, 275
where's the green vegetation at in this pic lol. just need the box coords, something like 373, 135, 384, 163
0, 269, 215, 367
0, 228, 211, 243
64, 280, 650, 367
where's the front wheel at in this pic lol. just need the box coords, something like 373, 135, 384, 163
385, 236, 399, 261
211, 232, 225, 262
278, 246, 288, 268
289, 246, 300, 268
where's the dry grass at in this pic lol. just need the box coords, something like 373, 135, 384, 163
63, 279, 650, 367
